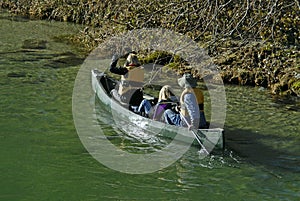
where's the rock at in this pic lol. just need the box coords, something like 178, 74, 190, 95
7, 71, 26, 78
21, 39, 47, 49
258, 87, 265, 92
44, 52, 84, 68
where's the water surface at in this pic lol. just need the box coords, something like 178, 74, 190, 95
1, 10, 299, 201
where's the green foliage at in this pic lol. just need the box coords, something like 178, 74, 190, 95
140, 50, 184, 66
291, 80, 300, 96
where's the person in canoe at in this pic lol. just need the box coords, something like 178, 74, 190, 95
137, 85, 178, 120
109, 52, 145, 109
164, 73, 207, 129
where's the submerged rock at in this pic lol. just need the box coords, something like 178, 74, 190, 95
22, 39, 47, 49
44, 51, 84, 68
7, 71, 27, 78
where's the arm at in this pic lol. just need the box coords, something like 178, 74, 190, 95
109, 55, 128, 75
184, 93, 200, 127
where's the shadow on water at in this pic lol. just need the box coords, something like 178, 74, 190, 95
0, 11, 30, 22
1, 49, 84, 68
270, 95, 300, 112
225, 126, 300, 174
43, 51, 85, 68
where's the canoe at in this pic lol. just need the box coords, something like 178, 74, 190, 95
91, 69, 225, 151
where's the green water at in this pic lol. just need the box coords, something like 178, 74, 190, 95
1, 10, 300, 201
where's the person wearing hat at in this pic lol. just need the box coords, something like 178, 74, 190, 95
164, 73, 207, 129
109, 52, 144, 107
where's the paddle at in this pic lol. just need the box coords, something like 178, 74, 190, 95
180, 113, 209, 155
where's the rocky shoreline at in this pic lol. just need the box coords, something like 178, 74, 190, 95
1, 0, 299, 96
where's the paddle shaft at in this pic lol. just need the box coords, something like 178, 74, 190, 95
180, 114, 209, 154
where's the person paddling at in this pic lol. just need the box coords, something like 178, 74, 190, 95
164, 73, 207, 129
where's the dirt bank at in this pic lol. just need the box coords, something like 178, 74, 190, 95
1, 0, 299, 96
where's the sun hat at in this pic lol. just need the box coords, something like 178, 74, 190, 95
177, 73, 197, 88
124, 53, 141, 67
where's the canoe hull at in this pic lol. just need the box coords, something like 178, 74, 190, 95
91, 69, 224, 150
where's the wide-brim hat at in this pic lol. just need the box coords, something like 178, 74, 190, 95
178, 73, 197, 88
124, 53, 141, 67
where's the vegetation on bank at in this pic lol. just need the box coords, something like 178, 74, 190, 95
1, 0, 299, 96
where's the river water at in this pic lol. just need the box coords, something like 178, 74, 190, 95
1, 10, 299, 201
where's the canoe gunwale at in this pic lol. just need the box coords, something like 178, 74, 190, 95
91, 69, 225, 150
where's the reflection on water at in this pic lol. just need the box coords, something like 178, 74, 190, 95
94, 97, 170, 154
95, 80, 300, 173
223, 85, 300, 174
94, 80, 300, 198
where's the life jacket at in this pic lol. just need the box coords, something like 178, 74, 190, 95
179, 88, 204, 117
152, 101, 173, 121
118, 66, 144, 96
